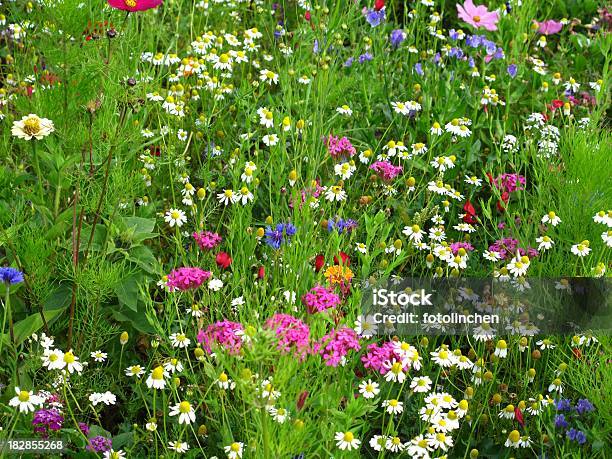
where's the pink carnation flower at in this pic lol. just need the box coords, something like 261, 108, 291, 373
264, 314, 311, 360
457, 0, 499, 31
166, 267, 211, 291
108, 0, 162, 12
370, 161, 403, 181
325, 135, 356, 158
193, 231, 222, 250
313, 327, 360, 367
197, 320, 244, 354
301, 285, 341, 314
361, 341, 410, 375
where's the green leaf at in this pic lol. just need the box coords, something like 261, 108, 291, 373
2, 309, 64, 346
128, 245, 159, 274
114, 274, 140, 311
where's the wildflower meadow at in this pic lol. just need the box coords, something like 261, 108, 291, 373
0, 0, 611, 457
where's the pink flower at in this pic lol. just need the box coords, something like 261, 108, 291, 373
197, 320, 243, 354
313, 327, 360, 367
457, 0, 499, 31
166, 267, 211, 291
369, 161, 403, 181
107, 0, 162, 12
193, 231, 222, 250
264, 314, 311, 360
301, 285, 341, 314
536, 19, 563, 35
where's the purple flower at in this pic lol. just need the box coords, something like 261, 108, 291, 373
567, 428, 587, 445
389, 29, 406, 47
265, 223, 297, 249
87, 436, 112, 453
344, 57, 354, 67
414, 62, 424, 76
359, 52, 373, 64
555, 398, 572, 411
32, 409, 64, 438
575, 399, 594, 415
0, 267, 24, 285
328, 217, 357, 234
554, 414, 568, 429
507, 64, 517, 78
365, 8, 385, 27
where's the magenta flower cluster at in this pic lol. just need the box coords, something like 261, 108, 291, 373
193, 231, 222, 250
492, 173, 526, 193
197, 320, 244, 354
264, 313, 311, 360
32, 409, 63, 438
361, 341, 409, 375
370, 161, 403, 181
166, 267, 211, 291
301, 285, 341, 314
325, 134, 356, 158
313, 327, 360, 367
450, 241, 475, 254
488, 237, 538, 260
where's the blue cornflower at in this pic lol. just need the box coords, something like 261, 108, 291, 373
0, 267, 24, 285
365, 8, 385, 27
344, 57, 354, 67
554, 414, 568, 429
575, 399, 594, 415
414, 62, 424, 76
264, 223, 296, 249
328, 218, 357, 235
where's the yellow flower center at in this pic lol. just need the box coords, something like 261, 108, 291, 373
439, 350, 448, 360
64, 352, 75, 364
171, 211, 180, 219
509, 430, 520, 442
49, 353, 58, 362
219, 53, 230, 63
219, 373, 228, 382
473, 15, 481, 22
18, 391, 30, 402
152, 366, 164, 380
389, 399, 398, 407
178, 401, 191, 413
124, 0, 137, 6
230, 442, 241, 452
23, 117, 41, 135
343, 432, 354, 442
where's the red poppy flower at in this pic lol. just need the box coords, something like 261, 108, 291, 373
374, 0, 385, 11
215, 251, 232, 269
551, 99, 564, 110
257, 265, 265, 279
108, 0, 162, 12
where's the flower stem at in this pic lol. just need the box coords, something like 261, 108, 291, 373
31, 141, 44, 200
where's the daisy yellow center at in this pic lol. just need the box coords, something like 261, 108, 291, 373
131, 366, 141, 373
171, 211, 180, 219
439, 350, 448, 360
18, 391, 30, 402
505, 404, 515, 412
418, 439, 428, 447
277, 408, 286, 415
392, 437, 401, 445
343, 432, 354, 442
179, 401, 191, 413
391, 362, 402, 374
509, 430, 520, 442
219, 54, 230, 63
49, 353, 58, 362
219, 372, 228, 382
459, 400, 468, 410
418, 379, 426, 386
64, 352, 75, 364
23, 117, 41, 135
365, 384, 374, 392
443, 395, 453, 403
266, 71, 275, 79
389, 399, 398, 407
224, 190, 233, 197
265, 383, 272, 392
497, 340, 507, 349
230, 443, 241, 452
152, 366, 164, 380
411, 224, 420, 232
436, 433, 446, 442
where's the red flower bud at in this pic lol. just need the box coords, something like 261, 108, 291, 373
297, 391, 309, 411
515, 407, 524, 427
334, 251, 350, 266
257, 265, 265, 279
314, 254, 325, 272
